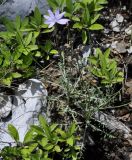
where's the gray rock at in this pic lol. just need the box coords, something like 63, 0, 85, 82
110, 19, 120, 32
116, 14, 124, 23
103, 28, 110, 34
111, 41, 118, 49
110, 19, 119, 28
116, 42, 127, 53
0, 95, 13, 118
0, 0, 48, 20
82, 45, 91, 65
0, 79, 47, 149
125, 25, 132, 35
113, 26, 120, 32
111, 41, 126, 53
127, 46, 132, 54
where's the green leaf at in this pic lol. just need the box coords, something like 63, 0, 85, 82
25, 32, 33, 45
8, 124, 19, 142
39, 115, 52, 140
44, 40, 52, 53
72, 22, 83, 29
66, 0, 73, 13
35, 51, 41, 57
12, 72, 22, 78
68, 123, 76, 136
42, 27, 54, 33
27, 45, 38, 51
67, 136, 74, 146
1, 77, 12, 86
39, 137, 48, 147
74, 146, 80, 150
20, 28, 35, 32
104, 48, 110, 58
13, 51, 22, 60
83, 6, 90, 25
82, 30, 87, 44
97, 0, 108, 4
15, 31, 23, 45
0, 32, 15, 40
50, 123, 58, 132
56, 128, 67, 139
54, 145, 61, 152
91, 14, 100, 24
114, 77, 124, 83
33, 31, 40, 39
21, 17, 29, 29
94, 4, 104, 11
24, 129, 34, 143
15, 16, 21, 30
89, 24, 104, 30
72, 150, 77, 160
34, 7, 42, 25
40, 24, 49, 28
44, 144, 54, 150
73, 23, 83, 29
3, 18, 15, 32
31, 125, 44, 136
47, 0, 58, 10
21, 143, 38, 156
50, 49, 58, 54
72, 16, 80, 22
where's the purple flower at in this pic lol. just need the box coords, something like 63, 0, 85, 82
44, 9, 70, 28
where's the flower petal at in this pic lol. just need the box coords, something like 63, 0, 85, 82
57, 19, 69, 25
48, 22, 55, 28
48, 9, 55, 18
56, 12, 66, 20
44, 15, 50, 19
45, 19, 53, 24
55, 9, 60, 18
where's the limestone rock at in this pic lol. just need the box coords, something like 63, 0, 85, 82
0, 0, 48, 20
0, 79, 47, 149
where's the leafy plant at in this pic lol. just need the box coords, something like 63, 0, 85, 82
47, 0, 107, 44
0, 115, 80, 160
0, 7, 57, 86
88, 48, 124, 84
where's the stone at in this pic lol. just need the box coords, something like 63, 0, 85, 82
0, 95, 13, 118
0, 79, 47, 149
82, 45, 91, 65
116, 14, 124, 23
125, 25, 132, 35
110, 19, 120, 32
113, 26, 120, 32
110, 19, 119, 28
0, 0, 48, 20
103, 28, 110, 34
111, 41, 118, 49
111, 41, 126, 53
127, 46, 132, 54
116, 41, 127, 53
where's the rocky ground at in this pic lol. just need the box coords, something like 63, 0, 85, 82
40, 1, 132, 160
0, 0, 131, 160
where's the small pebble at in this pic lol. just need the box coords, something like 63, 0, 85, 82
122, 6, 126, 10
104, 28, 110, 34
116, 14, 124, 23
125, 25, 132, 35
113, 26, 120, 32
127, 46, 132, 54
110, 19, 119, 28
116, 42, 127, 53
111, 41, 118, 49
